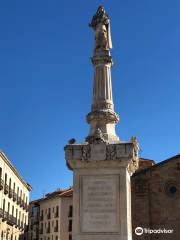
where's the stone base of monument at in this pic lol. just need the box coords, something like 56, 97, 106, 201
65, 141, 138, 240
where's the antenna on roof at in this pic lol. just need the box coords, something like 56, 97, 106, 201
42, 190, 45, 198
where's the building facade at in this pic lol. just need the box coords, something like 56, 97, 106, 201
0, 151, 32, 240
28, 188, 72, 240
132, 155, 180, 240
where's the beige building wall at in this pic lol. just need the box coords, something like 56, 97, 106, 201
60, 197, 72, 240
29, 189, 72, 240
39, 196, 61, 240
0, 151, 31, 240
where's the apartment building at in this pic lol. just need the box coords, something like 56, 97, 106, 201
28, 188, 72, 240
0, 150, 32, 240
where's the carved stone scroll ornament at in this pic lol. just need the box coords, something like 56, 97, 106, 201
106, 144, 117, 160
82, 145, 91, 161
89, 6, 112, 51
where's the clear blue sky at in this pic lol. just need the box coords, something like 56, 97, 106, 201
0, 0, 180, 200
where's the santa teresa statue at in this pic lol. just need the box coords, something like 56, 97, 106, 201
89, 6, 112, 51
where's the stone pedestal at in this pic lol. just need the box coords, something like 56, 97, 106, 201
65, 141, 139, 240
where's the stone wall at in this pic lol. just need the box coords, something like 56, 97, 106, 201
132, 155, 180, 240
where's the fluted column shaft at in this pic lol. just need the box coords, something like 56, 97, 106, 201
86, 50, 119, 142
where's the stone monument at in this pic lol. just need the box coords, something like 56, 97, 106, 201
65, 6, 139, 240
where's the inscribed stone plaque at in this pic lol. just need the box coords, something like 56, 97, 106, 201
80, 175, 120, 233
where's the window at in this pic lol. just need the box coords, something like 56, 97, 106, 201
55, 220, 58, 232
0, 168, 2, 190
13, 183, 16, 200
12, 206, 14, 216
55, 206, 59, 217
40, 210, 44, 220
7, 202, 10, 215
68, 219, 72, 232
20, 190, 22, 204
69, 235, 72, 240
17, 187, 19, 200
68, 205, 73, 217
3, 199, 5, 213
47, 208, 51, 219
19, 211, 21, 225
9, 178, 11, 190
4, 174, 8, 194
16, 209, 18, 221
4, 173, 7, 185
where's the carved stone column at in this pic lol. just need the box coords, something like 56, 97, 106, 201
86, 50, 119, 142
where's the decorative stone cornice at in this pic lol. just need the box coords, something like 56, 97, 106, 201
87, 109, 119, 125
65, 138, 139, 174
91, 52, 113, 66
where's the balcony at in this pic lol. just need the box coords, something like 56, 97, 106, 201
23, 202, 26, 210
25, 203, 29, 212
54, 226, 58, 232
7, 214, 16, 226
2, 211, 8, 221
9, 188, 13, 198
17, 196, 20, 205
0, 208, 3, 218
0, 179, 4, 190
13, 192, 17, 202
4, 184, 9, 194
20, 199, 24, 207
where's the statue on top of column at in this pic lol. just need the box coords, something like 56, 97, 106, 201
89, 6, 112, 51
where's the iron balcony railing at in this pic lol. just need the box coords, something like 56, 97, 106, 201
9, 188, 13, 198
0, 179, 4, 190
13, 192, 17, 202
0, 208, 3, 218
6, 214, 16, 226
4, 184, 9, 194
17, 196, 20, 205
